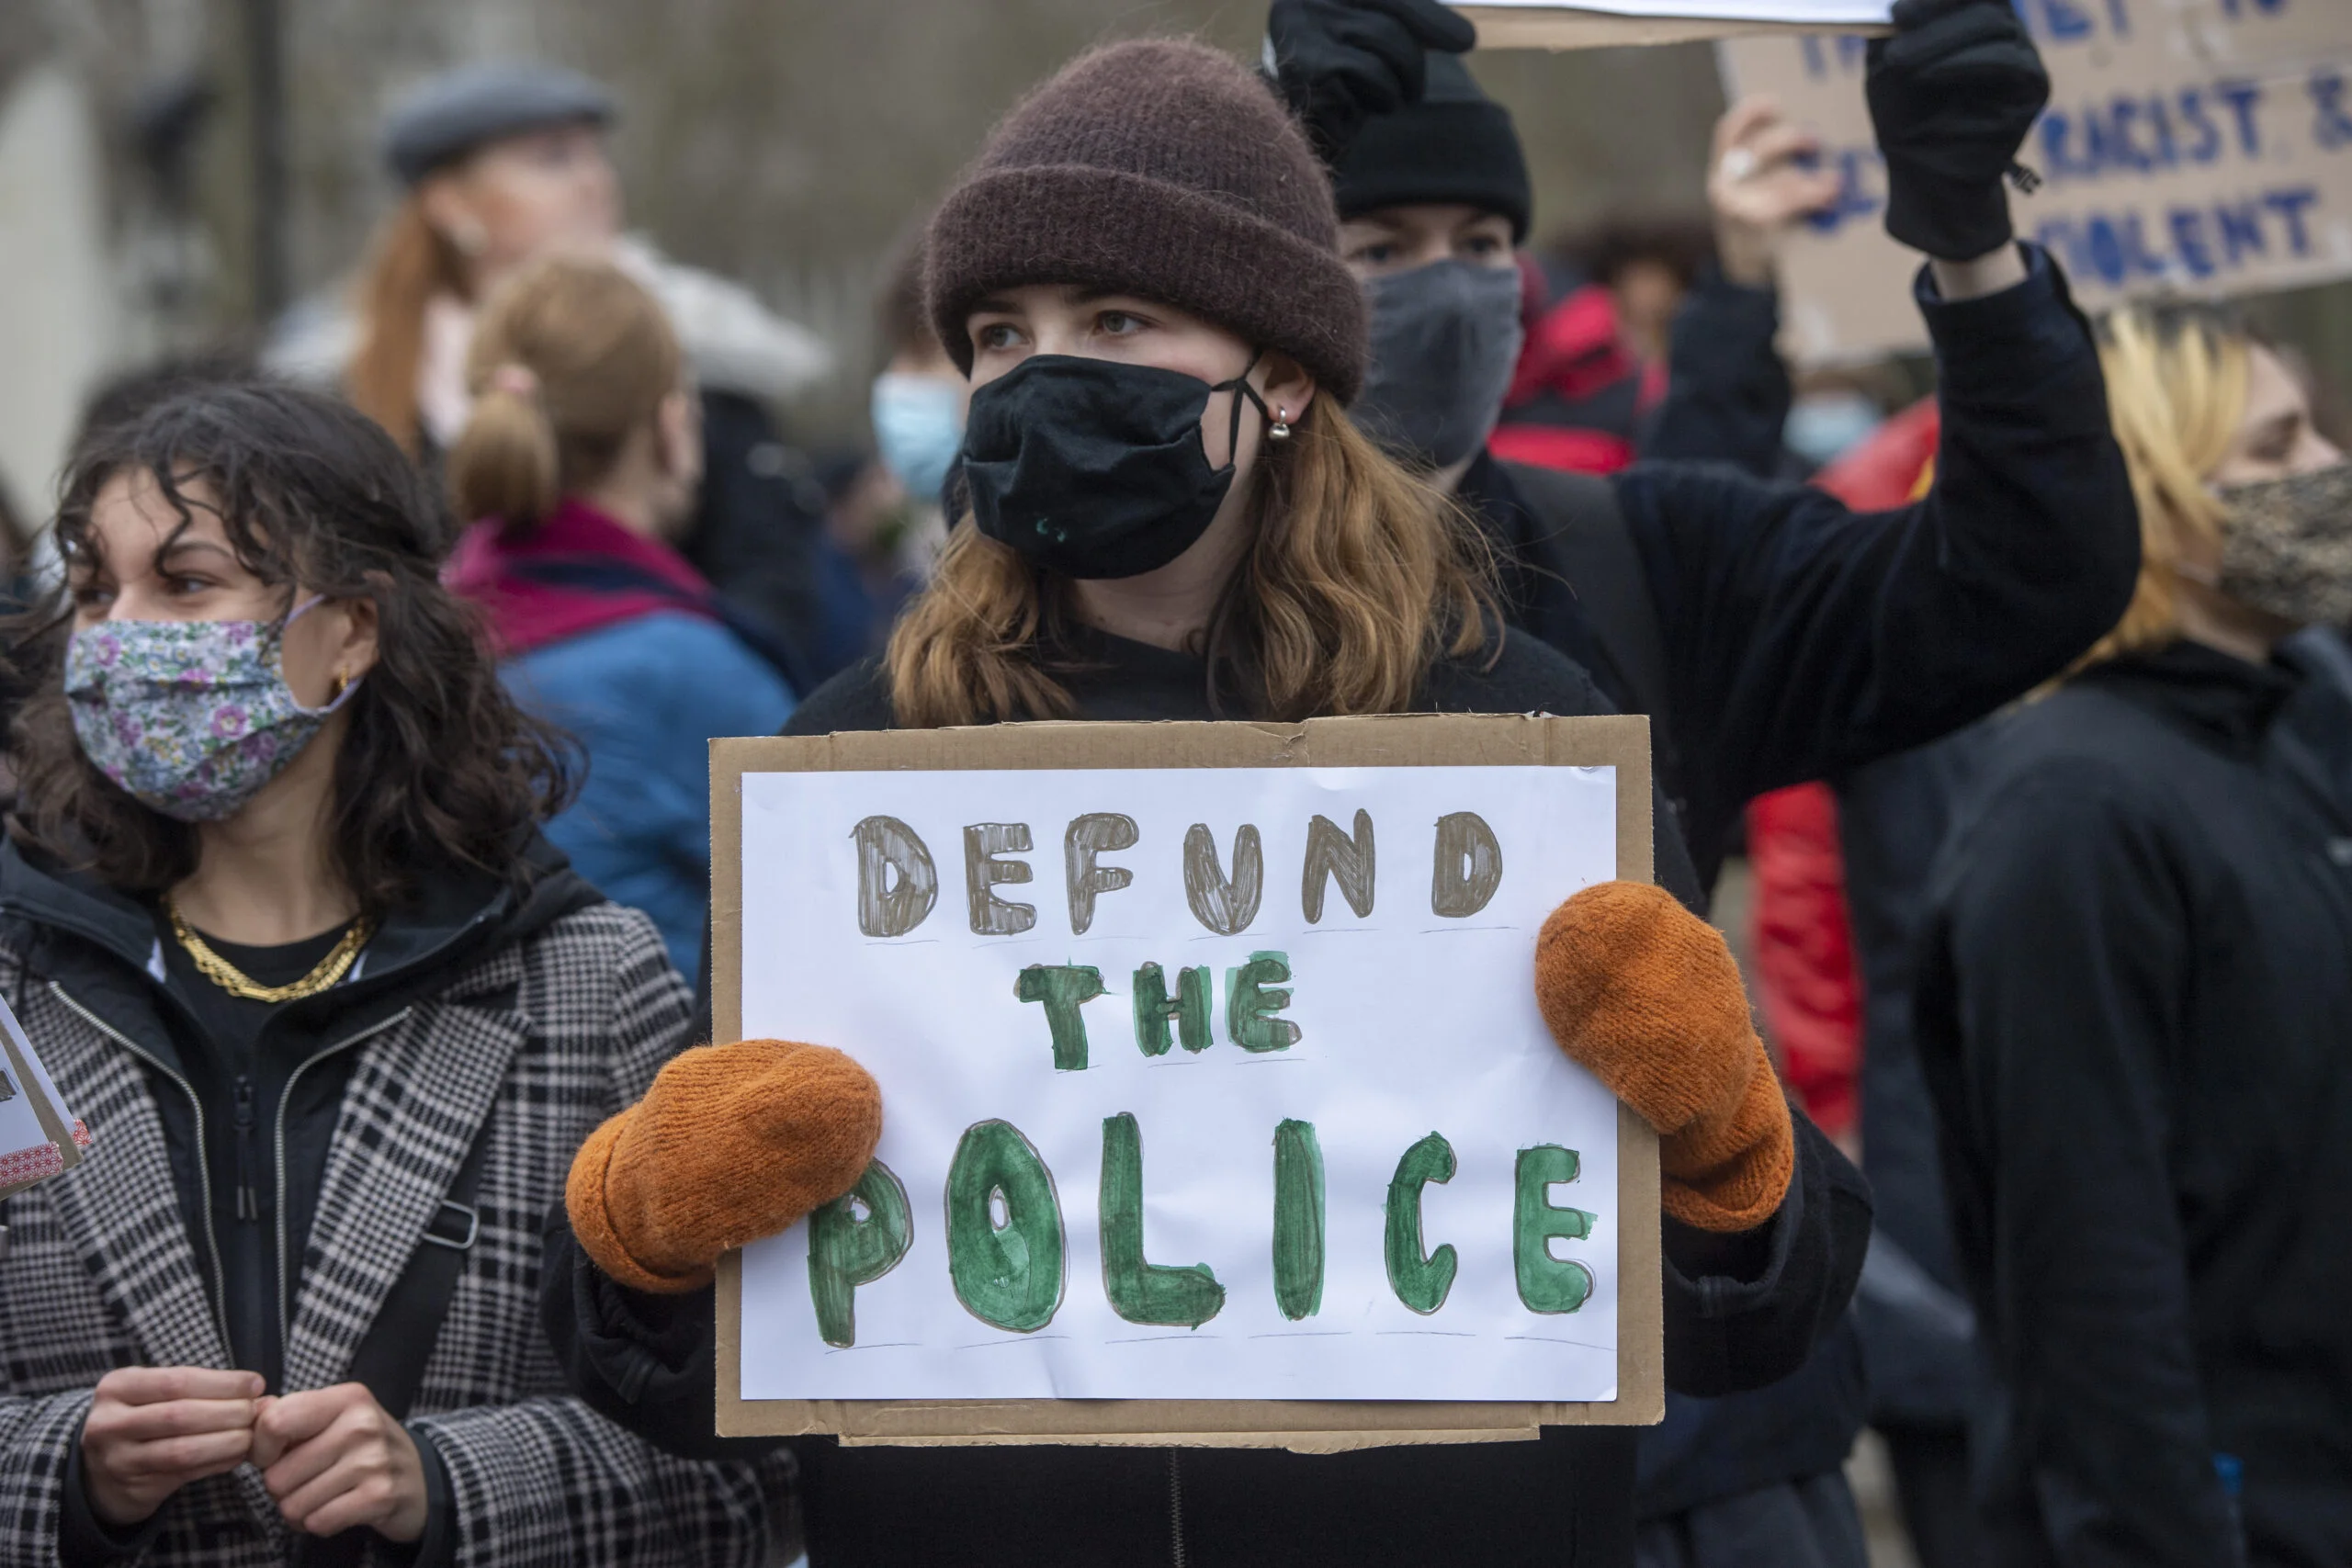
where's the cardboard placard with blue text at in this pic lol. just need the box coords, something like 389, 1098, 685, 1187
710, 715, 1663, 1450
1721, 0, 2352, 363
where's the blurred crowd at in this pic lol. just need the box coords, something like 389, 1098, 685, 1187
1, 1, 2347, 1565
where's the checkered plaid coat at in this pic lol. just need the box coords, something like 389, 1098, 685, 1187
0, 900, 787, 1567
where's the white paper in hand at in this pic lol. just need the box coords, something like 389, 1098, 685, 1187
0, 991, 86, 1198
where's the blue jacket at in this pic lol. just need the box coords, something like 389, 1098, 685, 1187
505, 611, 794, 976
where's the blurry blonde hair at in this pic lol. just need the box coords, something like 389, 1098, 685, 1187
2081, 303, 2255, 666
887, 400, 1493, 727
345, 197, 471, 456
446, 254, 682, 530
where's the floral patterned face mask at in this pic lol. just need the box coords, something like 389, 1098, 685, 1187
64, 597, 362, 823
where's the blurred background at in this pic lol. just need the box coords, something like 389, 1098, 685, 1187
0, 0, 1745, 523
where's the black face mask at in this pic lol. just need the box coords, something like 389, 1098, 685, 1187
964, 353, 1269, 581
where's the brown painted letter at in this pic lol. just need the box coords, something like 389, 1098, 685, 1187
1183, 823, 1263, 936
964, 823, 1037, 936
853, 816, 938, 938
1301, 809, 1376, 923
1430, 812, 1503, 919
1065, 814, 1138, 935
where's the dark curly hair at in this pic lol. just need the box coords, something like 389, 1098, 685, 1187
8, 378, 576, 914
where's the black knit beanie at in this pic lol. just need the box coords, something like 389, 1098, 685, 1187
1331, 52, 1532, 243
926, 39, 1367, 404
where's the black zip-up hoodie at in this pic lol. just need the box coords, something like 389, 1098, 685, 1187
1916, 638, 2352, 1567
542, 628, 1872, 1566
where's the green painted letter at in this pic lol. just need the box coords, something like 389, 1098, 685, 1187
1272, 1120, 1326, 1320
944, 1121, 1065, 1332
1385, 1134, 1458, 1314
1514, 1145, 1597, 1314
1099, 1112, 1225, 1327
807, 1160, 912, 1347
1015, 964, 1106, 1071
1131, 963, 1214, 1056
1226, 952, 1300, 1054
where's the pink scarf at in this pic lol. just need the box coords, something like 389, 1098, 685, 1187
446, 499, 718, 659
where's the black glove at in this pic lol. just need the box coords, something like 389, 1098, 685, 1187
1266, 0, 1477, 165
1865, 0, 2051, 261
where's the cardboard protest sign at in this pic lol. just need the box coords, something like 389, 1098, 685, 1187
711, 714, 1663, 1450
1459, 0, 1890, 51
1721, 0, 2352, 362
0, 991, 88, 1201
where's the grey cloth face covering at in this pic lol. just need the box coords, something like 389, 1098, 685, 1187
2214, 462, 2352, 627
1354, 259, 1526, 471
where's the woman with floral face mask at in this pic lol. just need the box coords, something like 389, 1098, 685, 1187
541, 40, 1871, 1566
1915, 304, 2352, 1565
0, 381, 786, 1567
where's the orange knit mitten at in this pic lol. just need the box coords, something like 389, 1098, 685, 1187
566, 1038, 882, 1293
1533, 882, 1794, 1233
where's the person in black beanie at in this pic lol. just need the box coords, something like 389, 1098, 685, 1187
1264, 0, 2137, 1563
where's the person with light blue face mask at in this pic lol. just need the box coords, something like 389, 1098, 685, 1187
870, 235, 970, 518
805, 237, 974, 678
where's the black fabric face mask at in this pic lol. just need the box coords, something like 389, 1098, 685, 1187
964, 353, 1269, 581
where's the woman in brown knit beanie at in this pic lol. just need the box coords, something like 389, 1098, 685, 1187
548, 37, 1843, 1568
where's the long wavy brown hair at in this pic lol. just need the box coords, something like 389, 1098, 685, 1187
9, 379, 574, 913
888, 399, 1494, 727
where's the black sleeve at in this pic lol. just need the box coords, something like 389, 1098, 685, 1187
537, 1203, 790, 1463
1612, 245, 2137, 851
1917, 769, 2235, 1565
1639, 268, 1790, 479
1658, 1111, 1871, 1397
782, 657, 896, 739
59, 1431, 163, 1567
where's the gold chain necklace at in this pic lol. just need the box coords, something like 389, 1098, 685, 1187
164, 898, 374, 1004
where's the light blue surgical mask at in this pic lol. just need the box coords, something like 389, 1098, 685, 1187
1785, 391, 1883, 470
871, 372, 967, 507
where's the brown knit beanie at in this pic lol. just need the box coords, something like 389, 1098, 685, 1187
926, 39, 1367, 404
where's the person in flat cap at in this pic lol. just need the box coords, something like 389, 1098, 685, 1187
266, 60, 835, 673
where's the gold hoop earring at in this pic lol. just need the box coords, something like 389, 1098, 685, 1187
1270, 407, 1293, 442
328, 671, 350, 703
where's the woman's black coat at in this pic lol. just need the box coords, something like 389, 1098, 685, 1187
1916, 638, 2352, 1568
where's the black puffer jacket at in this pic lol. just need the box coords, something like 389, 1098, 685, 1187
1917, 638, 2352, 1568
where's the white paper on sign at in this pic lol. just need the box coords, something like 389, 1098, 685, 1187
737, 762, 1624, 1404
1463, 0, 1891, 20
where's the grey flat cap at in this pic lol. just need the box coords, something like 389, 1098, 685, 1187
381, 62, 615, 185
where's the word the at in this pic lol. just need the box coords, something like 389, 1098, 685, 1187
1015, 951, 1297, 1070
804, 1120, 1597, 1346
